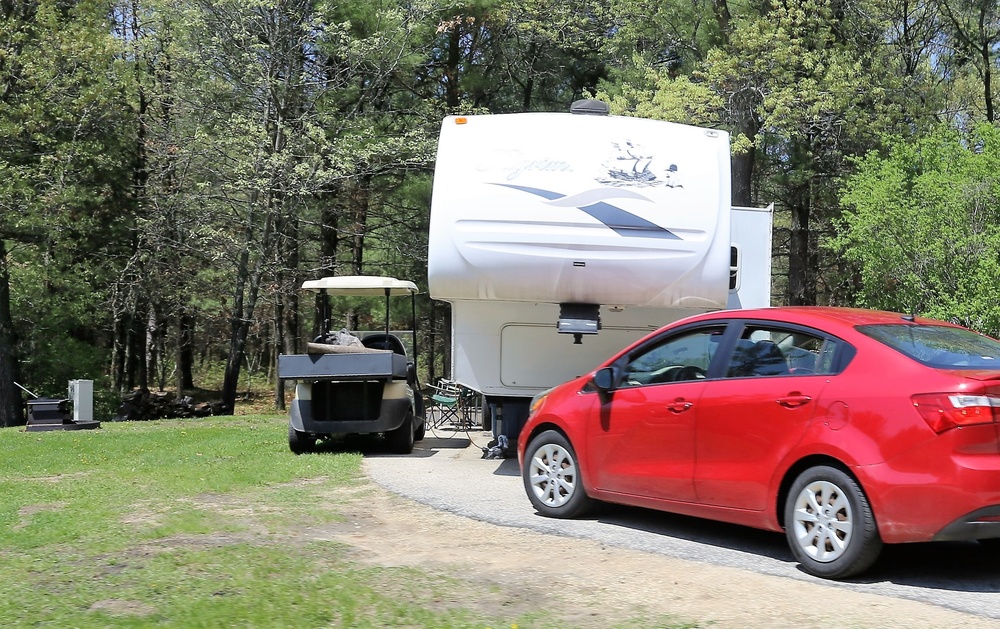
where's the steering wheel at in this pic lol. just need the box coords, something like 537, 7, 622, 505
678, 366, 706, 381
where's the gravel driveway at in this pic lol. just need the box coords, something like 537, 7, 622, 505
364, 432, 1000, 623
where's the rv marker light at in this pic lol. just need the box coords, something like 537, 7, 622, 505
455, 117, 468, 125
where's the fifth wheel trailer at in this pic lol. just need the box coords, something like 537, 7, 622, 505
427, 103, 773, 444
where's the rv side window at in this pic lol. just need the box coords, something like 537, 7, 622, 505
729, 246, 739, 291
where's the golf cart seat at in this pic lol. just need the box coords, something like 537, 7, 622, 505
361, 333, 407, 355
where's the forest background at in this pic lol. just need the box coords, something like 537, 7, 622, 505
2, 0, 1000, 426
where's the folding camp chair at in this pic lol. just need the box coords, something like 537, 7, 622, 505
426, 379, 464, 437
458, 386, 483, 430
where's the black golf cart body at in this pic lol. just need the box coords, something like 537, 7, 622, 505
277, 276, 426, 454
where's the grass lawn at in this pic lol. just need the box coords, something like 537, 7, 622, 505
0, 416, 535, 628
1, 416, 693, 628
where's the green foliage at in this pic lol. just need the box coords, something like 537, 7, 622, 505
0, 0, 134, 408
830, 123, 1000, 334
598, 66, 723, 125
4, 0, 1000, 415
699, 0, 900, 150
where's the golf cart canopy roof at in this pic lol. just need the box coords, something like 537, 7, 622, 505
300, 276, 418, 296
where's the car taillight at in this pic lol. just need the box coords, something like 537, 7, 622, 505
912, 393, 1000, 433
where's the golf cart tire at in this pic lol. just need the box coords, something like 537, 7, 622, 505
386, 411, 415, 454
288, 423, 316, 455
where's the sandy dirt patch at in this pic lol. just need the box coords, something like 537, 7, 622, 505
323, 485, 995, 629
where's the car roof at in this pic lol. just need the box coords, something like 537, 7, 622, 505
694, 306, 960, 332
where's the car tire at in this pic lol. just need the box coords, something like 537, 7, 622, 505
288, 424, 316, 455
522, 430, 593, 518
784, 465, 882, 579
386, 411, 415, 454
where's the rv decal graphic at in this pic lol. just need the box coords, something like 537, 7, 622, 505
599, 140, 684, 189
493, 184, 681, 240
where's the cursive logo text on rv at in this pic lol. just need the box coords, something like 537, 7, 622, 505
500, 158, 573, 181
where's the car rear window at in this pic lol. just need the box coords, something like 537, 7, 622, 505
857, 324, 1000, 369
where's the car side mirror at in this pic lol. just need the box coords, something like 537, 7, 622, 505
592, 367, 614, 392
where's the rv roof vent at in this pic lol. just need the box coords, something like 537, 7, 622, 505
570, 99, 610, 116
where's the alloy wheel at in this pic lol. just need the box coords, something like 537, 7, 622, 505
527, 442, 578, 508
790, 479, 854, 563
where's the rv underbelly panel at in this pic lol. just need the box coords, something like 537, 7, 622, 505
499, 324, 657, 389
449, 300, 698, 397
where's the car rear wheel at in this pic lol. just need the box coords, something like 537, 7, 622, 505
522, 430, 593, 518
785, 465, 882, 579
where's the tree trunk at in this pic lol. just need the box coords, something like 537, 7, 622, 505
0, 239, 24, 427
521, 42, 537, 111
731, 143, 756, 207
221, 318, 251, 415
787, 190, 814, 305
112, 313, 126, 392
981, 43, 994, 122
320, 204, 338, 278
221, 210, 271, 414
274, 211, 298, 412
445, 25, 462, 108
146, 304, 159, 390
175, 307, 194, 394
349, 176, 371, 275
119, 301, 147, 392
274, 291, 286, 411
135, 301, 148, 390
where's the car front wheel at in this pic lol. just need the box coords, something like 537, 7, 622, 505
784, 465, 882, 579
522, 430, 593, 518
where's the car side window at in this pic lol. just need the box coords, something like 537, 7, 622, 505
620, 326, 725, 387
725, 325, 838, 378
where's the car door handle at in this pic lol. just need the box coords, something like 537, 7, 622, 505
666, 399, 693, 413
777, 394, 812, 408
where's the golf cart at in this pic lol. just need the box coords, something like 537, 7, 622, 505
277, 276, 426, 454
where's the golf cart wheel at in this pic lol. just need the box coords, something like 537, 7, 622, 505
784, 465, 882, 579
522, 430, 593, 518
288, 423, 316, 455
414, 415, 426, 441
386, 411, 415, 454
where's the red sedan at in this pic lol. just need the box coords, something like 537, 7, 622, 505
517, 307, 1000, 579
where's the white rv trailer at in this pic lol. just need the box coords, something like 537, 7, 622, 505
428, 104, 773, 442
